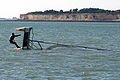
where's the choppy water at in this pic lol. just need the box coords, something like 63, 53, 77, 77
0, 21, 120, 80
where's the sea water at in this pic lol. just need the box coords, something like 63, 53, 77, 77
0, 21, 120, 80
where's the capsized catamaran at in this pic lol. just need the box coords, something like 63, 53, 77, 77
16, 27, 109, 51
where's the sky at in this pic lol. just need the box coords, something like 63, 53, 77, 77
0, 0, 120, 18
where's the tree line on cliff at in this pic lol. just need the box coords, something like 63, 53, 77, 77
27, 8, 120, 15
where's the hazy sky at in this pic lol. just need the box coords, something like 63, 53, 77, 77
0, 0, 120, 18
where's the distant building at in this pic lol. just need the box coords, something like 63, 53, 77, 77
12, 17, 18, 20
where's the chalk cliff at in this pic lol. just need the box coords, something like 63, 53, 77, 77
20, 13, 120, 21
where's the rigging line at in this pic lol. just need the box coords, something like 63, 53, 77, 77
30, 41, 38, 49
29, 40, 35, 49
29, 42, 34, 48
29, 43, 34, 49
38, 42, 43, 50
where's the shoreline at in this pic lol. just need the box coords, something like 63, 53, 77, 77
0, 20, 120, 22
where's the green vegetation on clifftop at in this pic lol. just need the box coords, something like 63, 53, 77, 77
27, 8, 120, 14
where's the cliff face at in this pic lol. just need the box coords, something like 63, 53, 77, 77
20, 13, 120, 21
